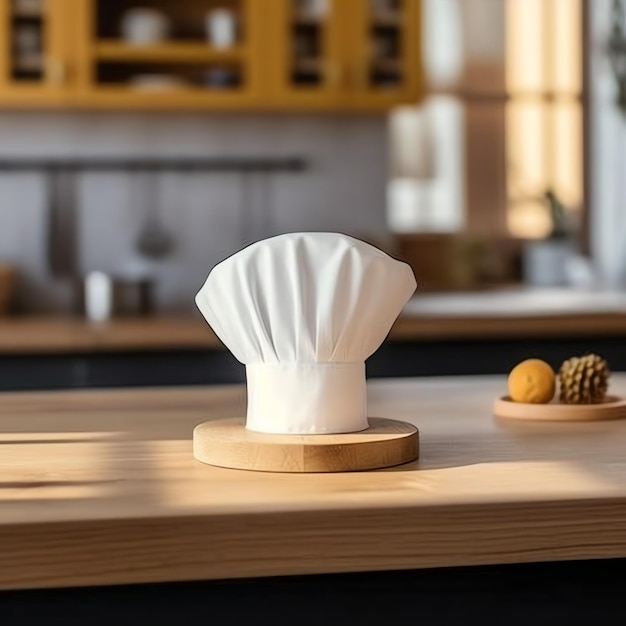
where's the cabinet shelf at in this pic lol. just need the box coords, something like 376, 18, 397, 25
84, 85, 251, 109
372, 58, 401, 72
13, 53, 43, 72
372, 13, 402, 28
293, 57, 322, 73
95, 41, 244, 63
11, 7, 43, 19
293, 15, 325, 27
99, 85, 239, 96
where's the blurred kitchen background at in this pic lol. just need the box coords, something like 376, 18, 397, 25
2, 0, 626, 389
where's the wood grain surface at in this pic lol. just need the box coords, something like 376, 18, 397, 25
2, 310, 626, 354
494, 395, 626, 422
193, 417, 419, 472
4, 375, 626, 589
0, 316, 225, 353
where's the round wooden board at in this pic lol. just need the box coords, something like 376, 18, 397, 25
493, 395, 626, 422
193, 417, 419, 473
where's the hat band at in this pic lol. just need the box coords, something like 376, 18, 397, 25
245, 362, 368, 435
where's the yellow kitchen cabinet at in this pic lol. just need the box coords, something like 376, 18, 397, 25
0, 0, 422, 110
268, 0, 422, 110
0, 0, 76, 106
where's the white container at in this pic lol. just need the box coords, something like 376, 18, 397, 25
523, 239, 575, 287
83, 271, 113, 323
79, 272, 154, 321
205, 9, 237, 49
121, 8, 170, 45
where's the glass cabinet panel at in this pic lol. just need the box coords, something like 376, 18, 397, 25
271, 0, 347, 105
9, 0, 46, 83
89, 0, 251, 95
351, 0, 421, 106
0, 0, 69, 94
289, 0, 331, 88
367, 0, 405, 90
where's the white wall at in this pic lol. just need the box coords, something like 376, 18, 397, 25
0, 112, 388, 312
589, 0, 626, 288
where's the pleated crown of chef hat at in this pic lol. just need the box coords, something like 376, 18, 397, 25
195, 232, 417, 434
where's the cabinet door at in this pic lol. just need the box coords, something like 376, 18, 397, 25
268, 0, 350, 109
348, 0, 422, 109
72, 0, 264, 110
0, 0, 75, 104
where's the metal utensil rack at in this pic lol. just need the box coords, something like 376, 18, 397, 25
0, 156, 307, 172
0, 157, 307, 277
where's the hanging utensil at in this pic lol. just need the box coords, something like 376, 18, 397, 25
239, 170, 254, 244
259, 171, 275, 238
135, 170, 175, 260
238, 170, 275, 244
46, 168, 77, 278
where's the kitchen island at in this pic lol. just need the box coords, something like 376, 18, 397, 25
0, 375, 626, 623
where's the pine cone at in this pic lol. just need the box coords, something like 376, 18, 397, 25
558, 354, 610, 404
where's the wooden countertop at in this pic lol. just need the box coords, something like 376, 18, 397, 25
2, 306, 626, 354
0, 315, 226, 353
3, 375, 626, 590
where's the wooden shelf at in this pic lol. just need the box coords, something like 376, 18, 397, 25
293, 15, 325, 27
13, 53, 43, 72
293, 57, 323, 75
372, 58, 402, 73
95, 41, 244, 63
96, 84, 244, 98
372, 12, 402, 28
11, 6, 43, 19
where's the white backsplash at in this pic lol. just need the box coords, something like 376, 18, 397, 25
0, 112, 388, 312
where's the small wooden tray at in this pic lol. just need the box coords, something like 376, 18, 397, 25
493, 395, 626, 422
193, 417, 419, 473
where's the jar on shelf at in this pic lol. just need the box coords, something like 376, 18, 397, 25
205, 9, 237, 49
120, 8, 171, 45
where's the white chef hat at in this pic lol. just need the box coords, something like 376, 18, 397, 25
195, 232, 416, 435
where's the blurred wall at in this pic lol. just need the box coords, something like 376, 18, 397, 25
0, 113, 388, 312
589, 0, 626, 289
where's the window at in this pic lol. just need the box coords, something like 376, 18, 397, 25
506, 0, 583, 238
388, 0, 585, 240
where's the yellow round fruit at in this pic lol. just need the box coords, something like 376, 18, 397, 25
508, 359, 555, 404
